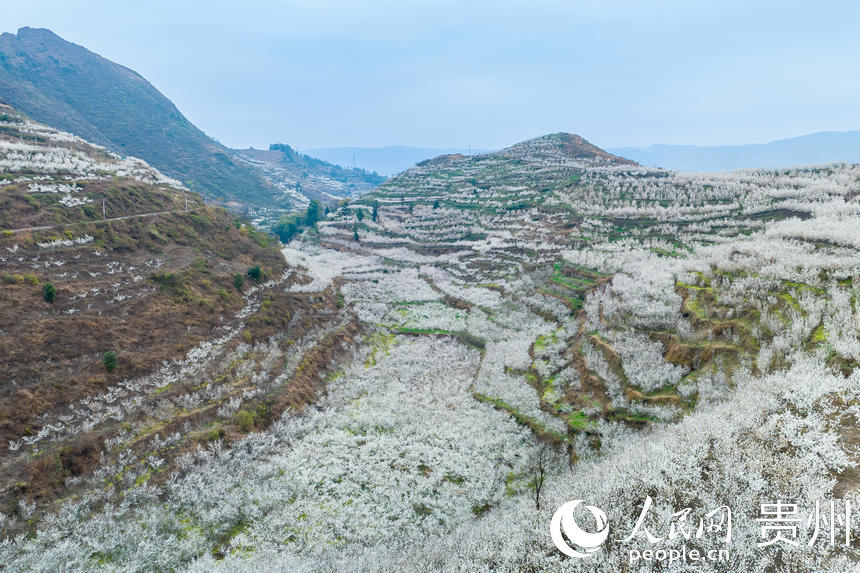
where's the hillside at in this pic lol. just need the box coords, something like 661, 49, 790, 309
0, 104, 356, 535
0, 27, 277, 206
3, 130, 860, 571
234, 143, 384, 225
610, 130, 860, 172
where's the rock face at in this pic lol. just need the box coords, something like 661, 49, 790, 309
0, 27, 274, 205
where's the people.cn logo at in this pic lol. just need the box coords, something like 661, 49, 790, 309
550, 500, 610, 558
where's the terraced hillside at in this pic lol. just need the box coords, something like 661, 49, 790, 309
0, 104, 356, 539
3, 131, 860, 571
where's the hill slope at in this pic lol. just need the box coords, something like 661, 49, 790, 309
0, 103, 356, 531
234, 143, 385, 223
610, 129, 860, 171
0, 27, 276, 206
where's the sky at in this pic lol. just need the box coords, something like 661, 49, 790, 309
4, 0, 860, 151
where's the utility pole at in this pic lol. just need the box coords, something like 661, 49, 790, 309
353, 153, 356, 168
185, 197, 188, 212
102, 199, 106, 220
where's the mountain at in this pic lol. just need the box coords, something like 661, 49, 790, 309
0, 27, 279, 206
609, 130, 860, 172
234, 143, 385, 223
0, 103, 355, 528
306, 144, 490, 175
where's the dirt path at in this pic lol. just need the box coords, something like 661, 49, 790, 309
3, 207, 204, 234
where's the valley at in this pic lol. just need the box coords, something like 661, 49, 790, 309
2, 122, 858, 570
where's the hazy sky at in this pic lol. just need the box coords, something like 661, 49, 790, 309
4, 0, 860, 150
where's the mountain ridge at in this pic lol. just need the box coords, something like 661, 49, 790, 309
0, 27, 278, 205
0, 27, 384, 214
610, 129, 860, 171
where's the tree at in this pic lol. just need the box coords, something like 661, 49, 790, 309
272, 215, 301, 243
272, 200, 326, 244
247, 266, 262, 282
530, 444, 550, 510
234, 410, 255, 433
102, 350, 117, 372
433, 199, 440, 209
233, 273, 245, 291
372, 201, 379, 222
42, 282, 55, 303
357, 209, 365, 222
353, 224, 360, 242
305, 200, 324, 226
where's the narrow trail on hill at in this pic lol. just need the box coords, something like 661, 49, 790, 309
3, 206, 205, 234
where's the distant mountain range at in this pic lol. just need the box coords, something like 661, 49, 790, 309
609, 131, 860, 172
306, 145, 490, 176
0, 27, 379, 213
316, 129, 860, 176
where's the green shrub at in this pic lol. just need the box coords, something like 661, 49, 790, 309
42, 282, 56, 303
234, 410, 255, 432
150, 272, 183, 290
233, 273, 245, 290
247, 266, 262, 283
102, 351, 118, 372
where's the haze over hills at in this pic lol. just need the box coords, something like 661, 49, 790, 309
306, 145, 490, 176
609, 130, 860, 172
0, 27, 382, 214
